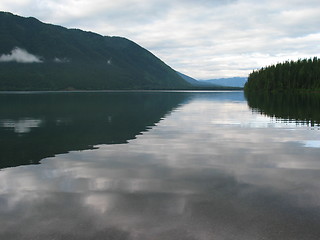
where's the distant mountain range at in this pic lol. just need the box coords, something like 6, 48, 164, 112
177, 72, 218, 87
0, 11, 190, 90
178, 72, 247, 88
201, 77, 247, 88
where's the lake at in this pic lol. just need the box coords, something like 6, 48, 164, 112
0, 91, 320, 240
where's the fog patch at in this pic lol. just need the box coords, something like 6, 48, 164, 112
54, 57, 70, 63
0, 47, 43, 63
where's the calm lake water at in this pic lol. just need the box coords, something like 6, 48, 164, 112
0, 91, 320, 240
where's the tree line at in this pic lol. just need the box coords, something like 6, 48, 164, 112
244, 57, 320, 92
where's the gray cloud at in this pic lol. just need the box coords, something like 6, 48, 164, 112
0, 0, 319, 78
0, 47, 43, 63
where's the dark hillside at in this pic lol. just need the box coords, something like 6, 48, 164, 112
0, 12, 190, 90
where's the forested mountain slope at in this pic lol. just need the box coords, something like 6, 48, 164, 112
0, 12, 190, 90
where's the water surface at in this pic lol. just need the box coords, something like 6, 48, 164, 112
1, 91, 320, 240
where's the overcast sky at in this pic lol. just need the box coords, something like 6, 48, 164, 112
1, 0, 320, 79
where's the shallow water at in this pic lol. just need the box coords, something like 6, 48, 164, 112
1, 91, 320, 240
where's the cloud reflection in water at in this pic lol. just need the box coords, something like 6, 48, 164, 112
0, 92, 320, 240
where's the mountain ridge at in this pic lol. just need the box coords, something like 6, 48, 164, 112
200, 77, 247, 88
177, 71, 246, 88
0, 11, 190, 90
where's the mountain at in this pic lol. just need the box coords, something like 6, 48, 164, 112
0, 12, 191, 90
200, 77, 247, 88
178, 72, 245, 89
177, 72, 200, 85
177, 72, 220, 87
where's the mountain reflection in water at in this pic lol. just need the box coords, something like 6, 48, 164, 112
0, 91, 320, 240
0, 91, 190, 169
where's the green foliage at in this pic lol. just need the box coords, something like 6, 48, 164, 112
244, 57, 320, 92
0, 11, 190, 90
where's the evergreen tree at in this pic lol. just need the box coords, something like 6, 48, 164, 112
244, 57, 320, 92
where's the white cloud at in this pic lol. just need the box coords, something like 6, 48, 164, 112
0, 47, 43, 63
0, 0, 319, 78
